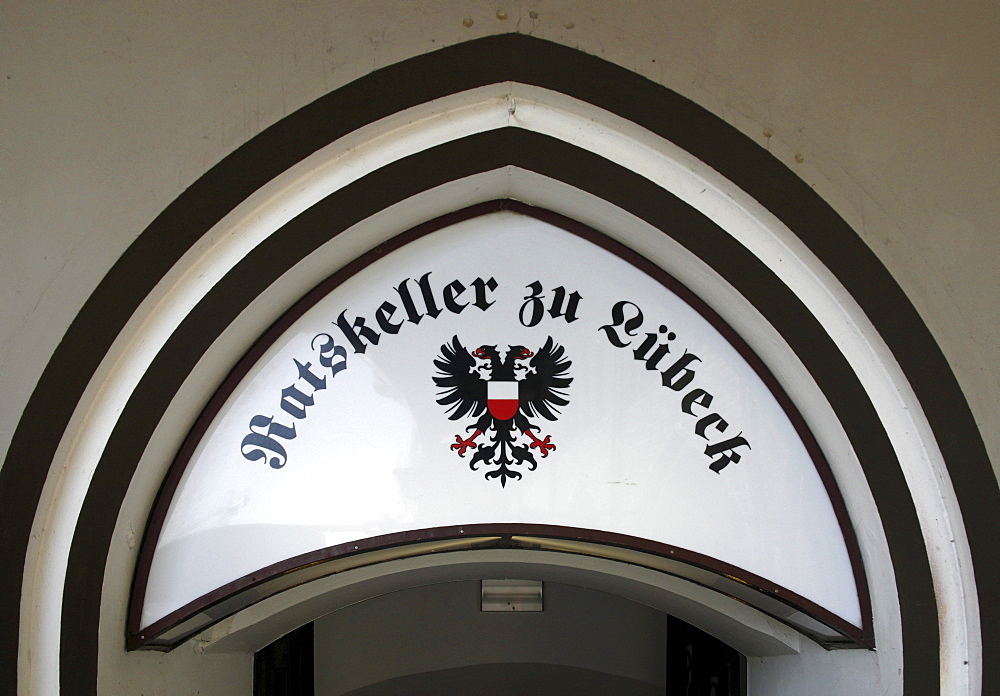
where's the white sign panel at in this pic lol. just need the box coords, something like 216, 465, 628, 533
141, 209, 863, 636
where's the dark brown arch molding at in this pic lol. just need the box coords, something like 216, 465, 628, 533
0, 34, 993, 696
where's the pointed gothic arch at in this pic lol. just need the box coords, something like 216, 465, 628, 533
3, 34, 993, 696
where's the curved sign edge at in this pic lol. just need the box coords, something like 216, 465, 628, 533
128, 200, 874, 650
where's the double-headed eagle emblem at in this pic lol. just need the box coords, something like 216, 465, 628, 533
434, 336, 573, 487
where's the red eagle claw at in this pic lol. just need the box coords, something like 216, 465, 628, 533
451, 430, 482, 457
525, 430, 556, 457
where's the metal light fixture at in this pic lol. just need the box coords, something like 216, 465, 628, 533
481, 579, 544, 612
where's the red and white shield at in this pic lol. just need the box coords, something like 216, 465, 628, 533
487, 380, 519, 420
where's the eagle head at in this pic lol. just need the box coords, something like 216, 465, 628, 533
507, 345, 535, 361
471, 345, 500, 361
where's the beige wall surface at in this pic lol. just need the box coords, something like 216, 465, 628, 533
1, 3, 996, 695
3, 1, 996, 480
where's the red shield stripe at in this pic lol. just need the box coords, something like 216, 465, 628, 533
487, 380, 519, 420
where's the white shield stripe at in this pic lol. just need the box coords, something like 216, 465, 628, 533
488, 381, 518, 400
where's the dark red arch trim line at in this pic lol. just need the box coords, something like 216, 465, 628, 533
0, 34, 989, 696
128, 199, 873, 649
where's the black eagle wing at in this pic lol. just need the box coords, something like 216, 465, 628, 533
520, 337, 572, 421
433, 336, 487, 420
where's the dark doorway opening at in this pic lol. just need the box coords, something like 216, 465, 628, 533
667, 615, 746, 696
254, 583, 747, 696
254, 622, 314, 696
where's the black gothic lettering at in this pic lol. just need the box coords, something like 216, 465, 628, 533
519, 281, 545, 327
395, 277, 424, 325
599, 300, 643, 347
415, 272, 442, 319
294, 359, 326, 392
520, 282, 583, 327
706, 434, 750, 473
681, 388, 713, 415
335, 310, 380, 354
280, 384, 315, 419
633, 324, 677, 371
471, 276, 498, 310
312, 333, 348, 376
599, 301, 749, 472
661, 351, 701, 391
241, 414, 296, 469
442, 280, 468, 314
547, 286, 582, 323
375, 300, 402, 334
695, 413, 728, 439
